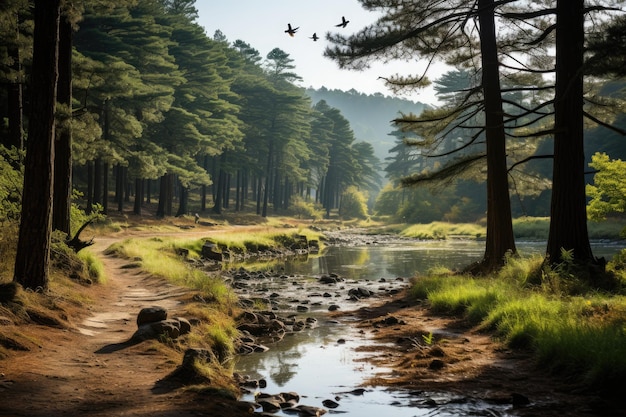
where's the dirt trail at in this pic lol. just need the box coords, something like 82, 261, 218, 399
0, 238, 245, 417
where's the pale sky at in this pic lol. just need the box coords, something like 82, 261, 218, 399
195, 1, 442, 105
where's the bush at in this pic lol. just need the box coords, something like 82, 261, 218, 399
0, 145, 23, 225
339, 186, 368, 219
290, 196, 323, 220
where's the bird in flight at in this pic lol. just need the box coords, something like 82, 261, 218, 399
285, 23, 299, 37
335, 16, 349, 28
310, 33, 319, 41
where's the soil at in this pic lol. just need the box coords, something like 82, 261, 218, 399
1, 223, 625, 416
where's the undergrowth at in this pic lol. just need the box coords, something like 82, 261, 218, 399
410, 249, 626, 390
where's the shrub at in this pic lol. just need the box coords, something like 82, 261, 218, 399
339, 186, 368, 219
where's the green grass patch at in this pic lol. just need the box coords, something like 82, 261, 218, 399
79, 249, 106, 283
410, 256, 626, 389
105, 237, 237, 307
401, 222, 486, 240
513, 216, 625, 240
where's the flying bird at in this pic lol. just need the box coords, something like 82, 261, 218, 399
285, 23, 299, 37
310, 33, 319, 41
335, 16, 349, 28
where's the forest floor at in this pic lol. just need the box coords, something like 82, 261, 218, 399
0, 216, 624, 416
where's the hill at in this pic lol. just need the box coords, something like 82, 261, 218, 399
305, 87, 430, 164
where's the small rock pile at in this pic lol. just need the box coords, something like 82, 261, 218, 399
131, 306, 192, 341
236, 310, 317, 354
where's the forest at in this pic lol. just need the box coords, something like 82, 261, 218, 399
1, 1, 626, 301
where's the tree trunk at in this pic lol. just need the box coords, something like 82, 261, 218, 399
157, 173, 174, 217
256, 176, 262, 215
201, 154, 209, 212
475, 0, 517, 272
547, 0, 594, 264
93, 158, 102, 206
176, 182, 188, 217
224, 172, 231, 209
14, 0, 61, 291
86, 160, 93, 214
212, 167, 224, 214
235, 169, 241, 211
116, 164, 124, 212
52, 13, 73, 234
146, 179, 152, 204
102, 161, 109, 214
133, 178, 143, 215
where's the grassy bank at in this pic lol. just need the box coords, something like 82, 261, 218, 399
398, 217, 625, 241
102, 228, 324, 364
410, 252, 626, 390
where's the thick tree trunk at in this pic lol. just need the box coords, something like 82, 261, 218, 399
547, 0, 594, 264
14, 0, 61, 290
157, 173, 174, 217
52, 14, 73, 234
176, 182, 188, 217
474, 0, 516, 273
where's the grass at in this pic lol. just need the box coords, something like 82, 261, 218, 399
105, 237, 237, 307
410, 251, 626, 390
401, 222, 486, 240
397, 217, 624, 241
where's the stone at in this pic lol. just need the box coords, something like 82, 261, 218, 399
136, 306, 167, 327
174, 317, 192, 335
322, 399, 339, 408
182, 348, 212, 367
153, 319, 182, 338
201, 242, 222, 261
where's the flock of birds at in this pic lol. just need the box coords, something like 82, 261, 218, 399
284, 16, 350, 41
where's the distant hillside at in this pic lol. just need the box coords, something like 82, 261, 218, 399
305, 87, 429, 164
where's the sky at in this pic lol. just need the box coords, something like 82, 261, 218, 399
195, 1, 442, 105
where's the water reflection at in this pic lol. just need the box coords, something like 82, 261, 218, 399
234, 239, 625, 416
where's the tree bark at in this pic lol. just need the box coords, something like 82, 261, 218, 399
176, 182, 188, 217
132, 178, 141, 215
86, 160, 94, 214
156, 173, 174, 217
14, 0, 61, 290
52, 13, 73, 234
475, 0, 517, 272
546, 0, 594, 264
102, 161, 109, 214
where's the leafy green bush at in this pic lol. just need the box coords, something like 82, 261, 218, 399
290, 195, 324, 220
339, 186, 368, 219
0, 146, 23, 225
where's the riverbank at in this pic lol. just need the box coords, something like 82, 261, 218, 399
1, 215, 625, 416
337, 292, 626, 417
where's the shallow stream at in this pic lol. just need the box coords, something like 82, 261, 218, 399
230, 238, 625, 416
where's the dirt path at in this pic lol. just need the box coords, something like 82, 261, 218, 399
0, 238, 249, 417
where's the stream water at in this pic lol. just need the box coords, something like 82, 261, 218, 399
231, 239, 625, 416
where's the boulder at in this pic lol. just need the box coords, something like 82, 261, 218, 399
136, 306, 167, 327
